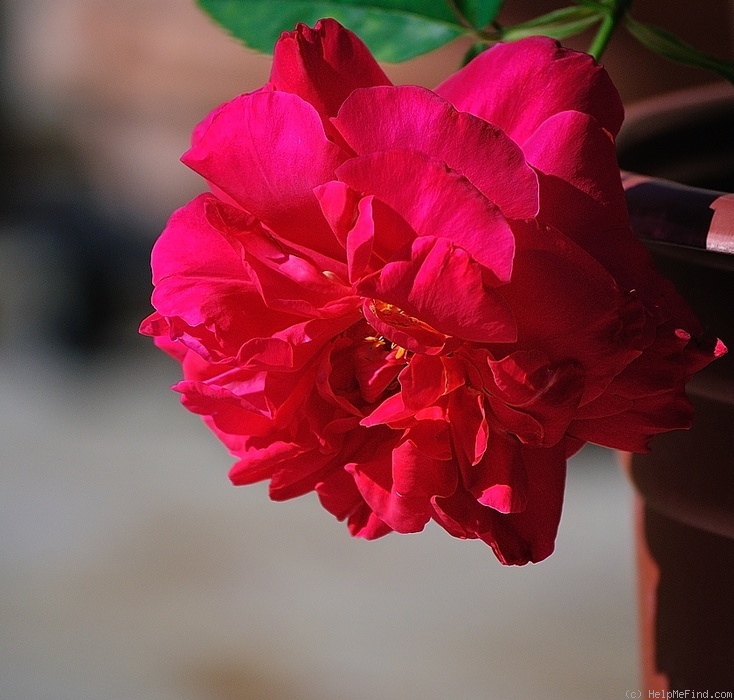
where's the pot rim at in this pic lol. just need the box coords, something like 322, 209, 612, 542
617, 82, 734, 259
618, 81, 734, 148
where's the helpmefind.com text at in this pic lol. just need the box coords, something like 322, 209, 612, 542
626, 691, 734, 699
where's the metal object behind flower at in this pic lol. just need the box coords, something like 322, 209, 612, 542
623, 172, 734, 256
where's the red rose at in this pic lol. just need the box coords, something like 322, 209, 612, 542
141, 20, 724, 564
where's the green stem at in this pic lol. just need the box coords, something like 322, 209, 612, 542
444, 0, 475, 31
588, 0, 633, 60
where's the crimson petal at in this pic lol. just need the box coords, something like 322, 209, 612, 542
183, 90, 347, 259
271, 18, 391, 121
435, 36, 623, 146
336, 150, 515, 285
334, 85, 538, 219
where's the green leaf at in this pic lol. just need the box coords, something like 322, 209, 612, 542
196, 0, 473, 62
453, 0, 504, 29
501, 6, 603, 42
625, 16, 734, 84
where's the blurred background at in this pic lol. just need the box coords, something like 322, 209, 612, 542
0, 1, 731, 698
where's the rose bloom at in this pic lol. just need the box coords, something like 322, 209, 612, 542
141, 19, 724, 564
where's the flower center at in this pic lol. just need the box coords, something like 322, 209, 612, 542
364, 333, 409, 360
362, 298, 449, 355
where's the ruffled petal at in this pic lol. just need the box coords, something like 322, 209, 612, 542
399, 354, 462, 411
143, 194, 293, 361
359, 236, 517, 349
173, 379, 274, 438
346, 426, 456, 534
315, 184, 417, 273
334, 85, 538, 219
229, 439, 306, 486
483, 350, 585, 448
448, 387, 490, 467
345, 196, 376, 284
268, 450, 337, 501
432, 440, 567, 565
569, 390, 693, 453
569, 325, 726, 451
205, 199, 357, 319
336, 150, 516, 285
466, 428, 528, 514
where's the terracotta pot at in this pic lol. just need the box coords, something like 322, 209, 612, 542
616, 85, 734, 691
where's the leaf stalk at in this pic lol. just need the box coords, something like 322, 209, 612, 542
587, 0, 633, 60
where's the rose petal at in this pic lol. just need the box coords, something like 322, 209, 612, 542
336, 150, 515, 284
145, 194, 293, 360
480, 441, 567, 564
206, 198, 357, 318
398, 354, 453, 411
484, 350, 585, 447
334, 85, 538, 219
467, 428, 528, 514
523, 110, 630, 249
345, 195, 376, 283
316, 427, 396, 540
269, 450, 336, 501
359, 236, 517, 347
354, 343, 405, 405
346, 431, 456, 534
568, 325, 724, 452
432, 440, 567, 565
229, 439, 305, 486
173, 380, 273, 438
448, 387, 490, 467
569, 389, 693, 452
435, 36, 623, 145
271, 18, 391, 121
498, 221, 647, 404
315, 184, 417, 272
183, 90, 347, 259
